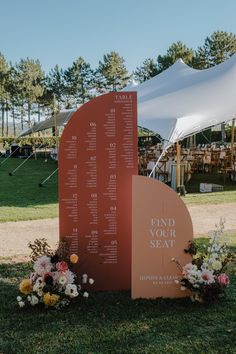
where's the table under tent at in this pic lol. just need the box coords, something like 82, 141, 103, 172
125, 54, 236, 192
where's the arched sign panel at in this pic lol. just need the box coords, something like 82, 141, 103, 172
59, 92, 137, 291
132, 176, 193, 299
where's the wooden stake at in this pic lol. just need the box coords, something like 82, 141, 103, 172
176, 141, 181, 191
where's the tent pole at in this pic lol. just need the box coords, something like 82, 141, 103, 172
38, 167, 58, 187
193, 134, 196, 148
0, 145, 21, 167
231, 118, 235, 168
176, 141, 181, 192
148, 149, 166, 178
8, 143, 45, 176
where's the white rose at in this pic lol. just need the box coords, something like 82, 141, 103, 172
30, 295, 39, 306
89, 278, 94, 285
17, 296, 22, 302
65, 284, 78, 298
83, 291, 89, 298
58, 275, 67, 286
18, 301, 25, 308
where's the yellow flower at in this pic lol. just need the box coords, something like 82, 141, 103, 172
43, 292, 60, 307
70, 254, 79, 264
19, 279, 32, 295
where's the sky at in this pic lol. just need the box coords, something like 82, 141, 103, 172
0, 0, 236, 74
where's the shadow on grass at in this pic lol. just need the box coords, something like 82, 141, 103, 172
1, 262, 236, 353
186, 173, 236, 194
0, 158, 58, 207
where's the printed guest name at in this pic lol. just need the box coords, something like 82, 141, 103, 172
140, 275, 178, 281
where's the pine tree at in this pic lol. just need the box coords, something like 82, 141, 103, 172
0, 53, 8, 136
192, 31, 236, 140
46, 65, 65, 111
5, 65, 21, 136
134, 58, 159, 83
64, 57, 94, 107
16, 58, 44, 128
193, 30, 236, 69
157, 41, 194, 72
191, 46, 209, 69
97, 51, 129, 92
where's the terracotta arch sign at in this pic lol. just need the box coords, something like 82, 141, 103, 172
59, 92, 137, 291
132, 175, 193, 299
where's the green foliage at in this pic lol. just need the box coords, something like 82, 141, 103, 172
184, 189, 236, 205
63, 57, 94, 106
184, 240, 198, 255
0, 52, 8, 99
0, 159, 58, 222
16, 58, 44, 103
134, 58, 159, 83
1, 31, 235, 138
46, 64, 65, 111
16, 58, 45, 127
184, 173, 236, 205
157, 41, 194, 72
0, 31, 235, 140
0, 52, 9, 136
0, 244, 236, 353
0, 136, 59, 148
193, 31, 236, 69
97, 51, 130, 92
0, 159, 235, 222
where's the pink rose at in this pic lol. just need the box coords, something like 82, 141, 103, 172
56, 261, 69, 272
218, 273, 230, 286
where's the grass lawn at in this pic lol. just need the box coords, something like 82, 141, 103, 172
0, 158, 58, 222
183, 173, 236, 205
0, 239, 236, 354
0, 159, 235, 222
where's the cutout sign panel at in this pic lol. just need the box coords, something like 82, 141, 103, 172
132, 176, 193, 299
59, 92, 137, 291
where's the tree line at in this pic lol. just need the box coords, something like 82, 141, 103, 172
0, 30, 235, 137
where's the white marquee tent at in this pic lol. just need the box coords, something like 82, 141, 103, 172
19, 54, 236, 147
19, 109, 76, 137
126, 54, 236, 148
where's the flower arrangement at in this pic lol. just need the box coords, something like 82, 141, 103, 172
17, 238, 94, 309
172, 219, 233, 303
